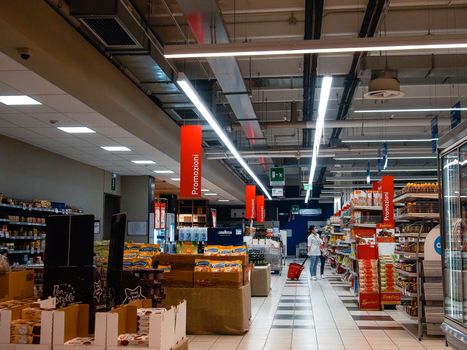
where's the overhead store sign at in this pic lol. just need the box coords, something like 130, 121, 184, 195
180, 125, 202, 198
256, 195, 265, 223
380, 175, 394, 229
450, 101, 461, 129
272, 188, 284, 197
270, 167, 285, 186
303, 184, 312, 191
245, 185, 256, 219
291, 205, 300, 215
299, 208, 322, 216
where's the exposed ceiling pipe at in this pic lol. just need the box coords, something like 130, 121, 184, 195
231, 117, 451, 129
302, 0, 324, 148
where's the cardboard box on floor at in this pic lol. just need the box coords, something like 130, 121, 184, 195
164, 283, 251, 335
106, 300, 187, 350
0, 270, 35, 300
251, 264, 271, 297
194, 271, 243, 288
0, 304, 53, 350
162, 270, 194, 288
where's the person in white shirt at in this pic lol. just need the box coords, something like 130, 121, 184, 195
307, 226, 323, 280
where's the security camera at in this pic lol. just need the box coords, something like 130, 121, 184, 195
16, 48, 31, 60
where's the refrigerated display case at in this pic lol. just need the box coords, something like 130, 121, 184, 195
438, 122, 467, 349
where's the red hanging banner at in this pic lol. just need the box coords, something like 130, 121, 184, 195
160, 202, 166, 230
154, 202, 161, 230
380, 175, 394, 228
180, 125, 202, 198
245, 185, 256, 219
256, 195, 265, 223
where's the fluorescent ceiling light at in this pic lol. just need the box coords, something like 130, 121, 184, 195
57, 126, 96, 134
170, 178, 180, 181
201, 189, 210, 192
154, 170, 174, 174
342, 138, 437, 143
177, 72, 271, 200
164, 34, 467, 59
331, 168, 437, 173
204, 193, 217, 196
218, 199, 230, 202
327, 177, 437, 182
324, 184, 406, 189
132, 160, 155, 164
305, 76, 333, 203
355, 107, 467, 113
334, 156, 436, 160
0, 95, 41, 105
101, 146, 131, 152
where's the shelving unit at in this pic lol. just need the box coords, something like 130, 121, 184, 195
176, 199, 209, 232
393, 190, 441, 339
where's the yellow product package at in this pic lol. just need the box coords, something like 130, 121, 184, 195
224, 260, 243, 272
210, 261, 225, 272
21, 308, 41, 322
203, 245, 219, 256
218, 245, 233, 255
232, 245, 247, 256
194, 259, 211, 272
131, 257, 153, 269
140, 244, 160, 253
123, 250, 140, 259
158, 264, 172, 272
124, 242, 142, 251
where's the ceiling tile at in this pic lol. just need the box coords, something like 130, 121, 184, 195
33, 94, 95, 113
65, 112, 117, 127
93, 127, 136, 138
53, 137, 95, 148
0, 82, 18, 94
0, 128, 41, 139
0, 52, 28, 71
2, 115, 49, 128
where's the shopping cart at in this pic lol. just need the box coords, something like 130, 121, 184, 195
287, 257, 308, 280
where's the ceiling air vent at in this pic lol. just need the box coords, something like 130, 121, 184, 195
80, 17, 141, 48
364, 70, 405, 100
173, 108, 199, 120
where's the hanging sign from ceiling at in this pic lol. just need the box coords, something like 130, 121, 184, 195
450, 101, 461, 129
256, 195, 265, 223
270, 167, 285, 186
272, 188, 284, 197
245, 185, 256, 220
180, 125, 202, 198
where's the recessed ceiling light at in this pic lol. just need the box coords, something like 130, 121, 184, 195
154, 170, 175, 174
0, 95, 41, 105
101, 146, 131, 152
57, 127, 96, 134
132, 160, 155, 164
218, 199, 230, 202
204, 193, 217, 196
170, 178, 180, 181
201, 189, 210, 192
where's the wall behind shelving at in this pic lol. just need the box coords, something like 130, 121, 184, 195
0, 135, 121, 237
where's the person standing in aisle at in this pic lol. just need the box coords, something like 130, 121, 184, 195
307, 226, 323, 281
319, 230, 329, 279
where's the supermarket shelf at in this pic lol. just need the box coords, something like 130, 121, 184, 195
395, 285, 418, 297
6, 221, 46, 227
352, 205, 382, 211
394, 193, 439, 204
1, 250, 42, 254
351, 223, 377, 228
395, 213, 439, 221
396, 268, 417, 277
331, 223, 341, 227
0, 235, 45, 240
0, 203, 65, 213
331, 232, 346, 236
396, 232, 429, 238
395, 250, 424, 258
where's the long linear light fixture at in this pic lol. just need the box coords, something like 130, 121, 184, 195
165, 34, 467, 59
330, 168, 437, 173
342, 138, 437, 143
176, 73, 272, 200
355, 107, 467, 113
305, 75, 333, 204
327, 176, 438, 182
334, 156, 437, 160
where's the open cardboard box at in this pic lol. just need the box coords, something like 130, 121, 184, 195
0, 303, 53, 350
53, 303, 107, 350
157, 254, 248, 271
106, 300, 186, 350
194, 271, 243, 288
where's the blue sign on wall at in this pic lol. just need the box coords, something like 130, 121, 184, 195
207, 227, 243, 246
434, 236, 442, 256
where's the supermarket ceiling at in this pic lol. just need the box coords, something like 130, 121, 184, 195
1, 0, 467, 203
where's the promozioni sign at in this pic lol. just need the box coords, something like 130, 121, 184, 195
245, 185, 256, 219
180, 125, 202, 198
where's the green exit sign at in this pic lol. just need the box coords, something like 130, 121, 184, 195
270, 167, 285, 186
291, 205, 300, 215
304, 184, 312, 191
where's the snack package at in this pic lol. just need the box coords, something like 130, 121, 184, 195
123, 250, 140, 260
117, 334, 149, 347
218, 245, 233, 255
131, 257, 153, 269
176, 241, 198, 254
65, 337, 94, 345
210, 261, 225, 272
122, 259, 133, 269
140, 244, 159, 253
10, 335, 37, 344
224, 260, 242, 272
194, 259, 211, 272
10, 320, 33, 335
124, 242, 142, 251
158, 264, 172, 272
21, 308, 41, 322
204, 245, 219, 256
232, 245, 247, 256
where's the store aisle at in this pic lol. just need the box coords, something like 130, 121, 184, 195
187, 262, 450, 350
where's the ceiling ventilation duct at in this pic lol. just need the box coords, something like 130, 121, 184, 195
364, 70, 405, 99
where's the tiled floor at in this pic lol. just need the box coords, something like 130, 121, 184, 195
188, 262, 451, 350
